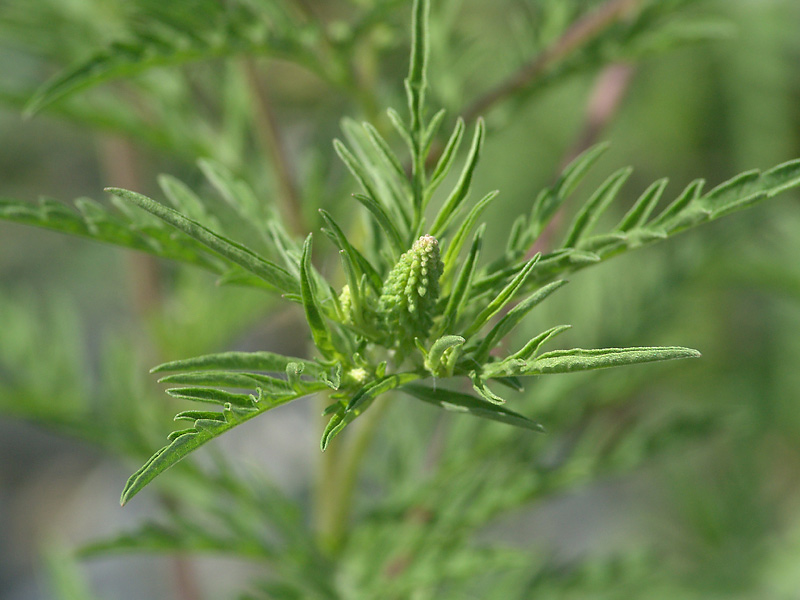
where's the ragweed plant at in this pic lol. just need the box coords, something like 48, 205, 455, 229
107, 0, 800, 506
2, 0, 799, 512
3, 2, 800, 595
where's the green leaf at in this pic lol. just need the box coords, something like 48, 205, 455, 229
482, 325, 572, 378
441, 190, 499, 280
158, 174, 215, 226
696, 159, 800, 219
318, 209, 382, 291
342, 119, 412, 233
0, 195, 223, 273
424, 335, 465, 377
402, 384, 544, 432
430, 119, 485, 237
79, 521, 271, 559
166, 387, 257, 408
422, 108, 447, 153
463, 254, 540, 338
427, 118, 465, 200
759, 158, 800, 196
24, 6, 321, 116
616, 178, 668, 232
470, 372, 505, 404
300, 235, 337, 360
198, 159, 264, 225
529, 142, 610, 238
158, 371, 292, 394
650, 179, 704, 228
562, 167, 632, 248
151, 351, 321, 376
333, 139, 385, 212
173, 411, 226, 422
387, 108, 415, 155
406, 0, 430, 136
510, 346, 701, 376
121, 395, 292, 505
438, 225, 484, 335
320, 373, 419, 450
351, 193, 405, 256
509, 325, 573, 361
106, 188, 298, 294
473, 280, 568, 363
363, 122, 409, 186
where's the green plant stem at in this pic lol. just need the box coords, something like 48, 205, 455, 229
241, 58, 305, 236
314, 392, 393, 554
462, 0, 640, 123
313, 394, 344, 554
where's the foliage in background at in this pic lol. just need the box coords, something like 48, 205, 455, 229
2, 0, 800, 598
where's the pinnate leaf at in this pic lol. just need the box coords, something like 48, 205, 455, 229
402, 384, 544, 432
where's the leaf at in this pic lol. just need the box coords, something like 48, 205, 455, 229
321, 373, 419, 450
106, 188, 298, 294
333, 139, 384, 210
470, 372, 505, 404
759, 158, 800, 196
442, 190, 499, 279
300, 235, 337, 360
562, 167, 632, 248
79, 521, 272, 559
422, 108, 447, 153
198, 159, 262, 221
463, 254, 540, 338
406, 0, 430, 136
402, 384, 544, 432
387, 108, 415, 154
0, 195, 223, 272
481, 325, 572, 378
341, 119, 412, 232
430, 118, 485, 237
513, 324, 572, 359
363, 122, 408, 186
166, 387, 256, 408
150, 351, 322, 376
509, 346, 701, 376
649, 179, 704, 228
529, 142, 610, 237
318, 209, 383, 291
158, 174, 215, 227
438, 225, 484, 335
159, 371, 292, 394
616, 178, 668, 232
351, 194, 405, 256
473, 280, 568, 363
24, 5, 320, 116
173, 410, 226, 422
120, 364, 330, 505
424, 335, 465, 377
121, 404, 251, 505
427, 118, 465, 199
697, 159, 800, 219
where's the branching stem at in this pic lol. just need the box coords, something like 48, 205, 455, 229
462, 0, 640, 124
242, 58, 305, 236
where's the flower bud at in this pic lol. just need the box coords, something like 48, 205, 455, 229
379, 235, 443, 348
339, 284, 353, 324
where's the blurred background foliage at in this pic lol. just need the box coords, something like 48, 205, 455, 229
1, 0, 800, 598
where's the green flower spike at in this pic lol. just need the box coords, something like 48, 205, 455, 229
339, 284, 353, 324
379, 234, 443, 352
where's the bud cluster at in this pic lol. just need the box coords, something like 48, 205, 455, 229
378, 235, 443, 349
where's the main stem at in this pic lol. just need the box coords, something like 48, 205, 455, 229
313, 394, 393, 554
